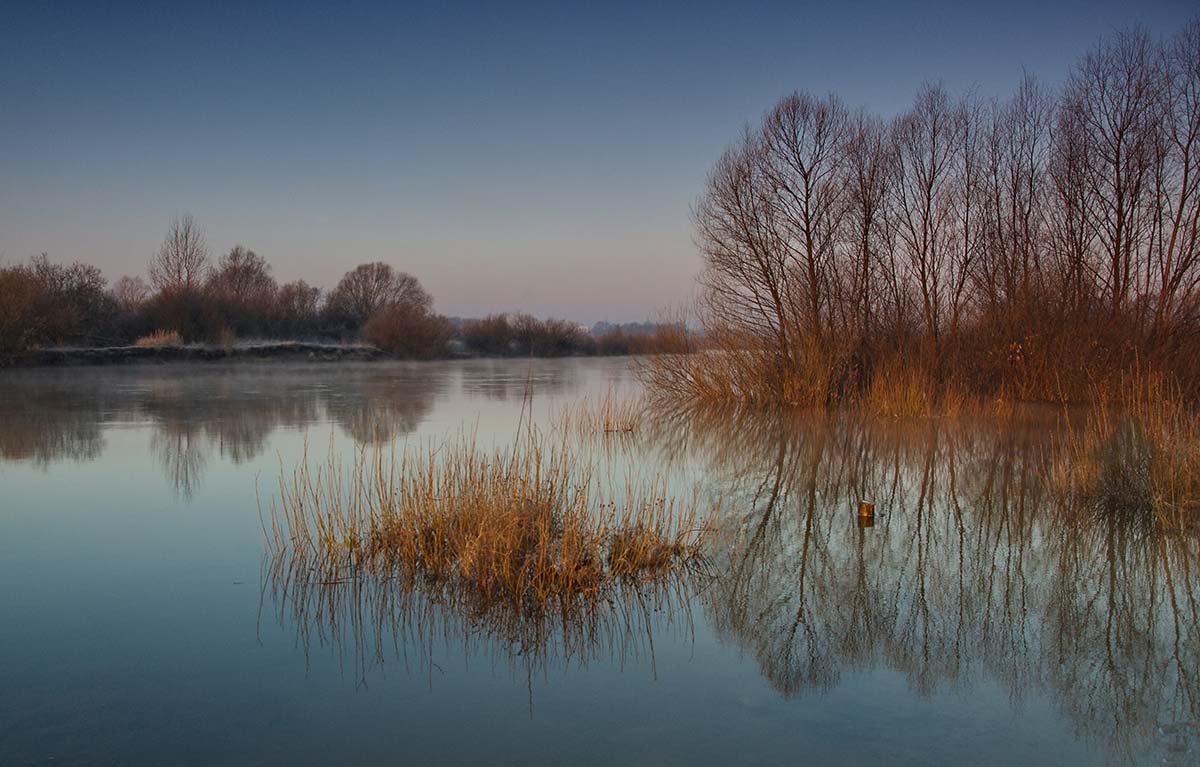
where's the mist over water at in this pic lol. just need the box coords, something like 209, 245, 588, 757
1, 359, 1196, 765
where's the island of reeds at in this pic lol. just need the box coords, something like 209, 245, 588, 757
265, 429, 712, 609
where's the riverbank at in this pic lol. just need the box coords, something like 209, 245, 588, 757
0, 341, 389, 368
0, 341, 655, 368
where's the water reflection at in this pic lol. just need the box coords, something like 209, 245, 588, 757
0, 365, 448, 496
456, 358, 578, 401
257, 398, 1198, 761
265, 556, 699, 693
648, 406, 1200, 764
6, 360, 1197, 764
0, 378, 105, 464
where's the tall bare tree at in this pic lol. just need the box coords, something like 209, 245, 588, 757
1149, 19, 1200, 338
149, 215, 209, 292
888, 84, 974, 346
696, 133, 796, 364
1062, 28, 1163, 320
840, 111, 893, 339
760, 92, 849, 340
978, 75, 1053, 318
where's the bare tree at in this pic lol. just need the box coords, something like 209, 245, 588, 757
207, 246, 276, 304
276, 280, 321, 331
1062, 28, 1163, 320
325, 262, 432, 328
696, 133, 795, 366
204, 246, 277, 335
760, 92, 850, 339
978, 75, 1053, 317
110, 275, 151, 312
840, 111, 893, 338
149, 215, 209, 292
1149, 19, 1200, 337
888, 84, 974, 346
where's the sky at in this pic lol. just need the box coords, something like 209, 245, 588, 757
1, 0, 1195, 323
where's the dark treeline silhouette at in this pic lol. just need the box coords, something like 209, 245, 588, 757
0, 215, 677, 360
647, 19, 1200, 406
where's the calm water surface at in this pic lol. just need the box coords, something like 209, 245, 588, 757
1, 358, 1196, 765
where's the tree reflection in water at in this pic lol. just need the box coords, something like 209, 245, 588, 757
0, 365, 448, 497
3, 366, 1197, 761
646, 405, 1199, 764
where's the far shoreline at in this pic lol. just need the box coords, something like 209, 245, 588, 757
0, 341, 638, 369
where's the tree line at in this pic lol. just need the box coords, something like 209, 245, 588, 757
655, 19, 1200, 405
0, 215, 672, 358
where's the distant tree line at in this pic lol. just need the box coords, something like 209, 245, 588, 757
650, 19, 1200, 405
0, 215, 675, 358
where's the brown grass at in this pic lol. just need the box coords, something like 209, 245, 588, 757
266, 431, 712, 606
1056, 373, 1200, 526
133, 329, 183, 348
641, 343, 993, 418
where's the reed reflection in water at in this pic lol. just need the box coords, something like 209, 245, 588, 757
264, 557, 701, 695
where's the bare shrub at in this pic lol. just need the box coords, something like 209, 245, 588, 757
325, 262, 431, 329
274, 280, 322, 336
461, 313, 515, 355
206, 246, 277, 335
111, 275, 150, 313
0, 266, 43, 353
361, 303, 451, 358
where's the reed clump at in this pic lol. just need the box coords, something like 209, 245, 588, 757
133, 329, 183, 347
1056, 373, 1200, 526
267, 432, 711, 606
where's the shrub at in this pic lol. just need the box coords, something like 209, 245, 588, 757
361, 303, 451, 358
141, 286, 225, 343
461, 314, 515, 355
0, 266, 43, 353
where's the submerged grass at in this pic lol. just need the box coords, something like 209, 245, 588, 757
554, 389, 644, 436
266, 429, 712, 607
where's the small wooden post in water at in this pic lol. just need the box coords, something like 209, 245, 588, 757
857, 501, 875, 528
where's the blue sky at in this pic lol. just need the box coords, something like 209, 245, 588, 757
1, 0, 1194, 322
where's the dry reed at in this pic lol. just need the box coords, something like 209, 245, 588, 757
265, 430, 712, 607
133, 329, 183, 347
1055, 373, 1200, 526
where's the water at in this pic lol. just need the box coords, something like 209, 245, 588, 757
1, 358, 1196, 766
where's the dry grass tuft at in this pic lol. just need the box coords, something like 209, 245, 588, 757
266, 431, 712, 606
133, 329, 183, 348
1056, 372, 1200, 526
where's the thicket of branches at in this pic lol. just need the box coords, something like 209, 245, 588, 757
0, 215, 672, 359
650, 20, 1200, 406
